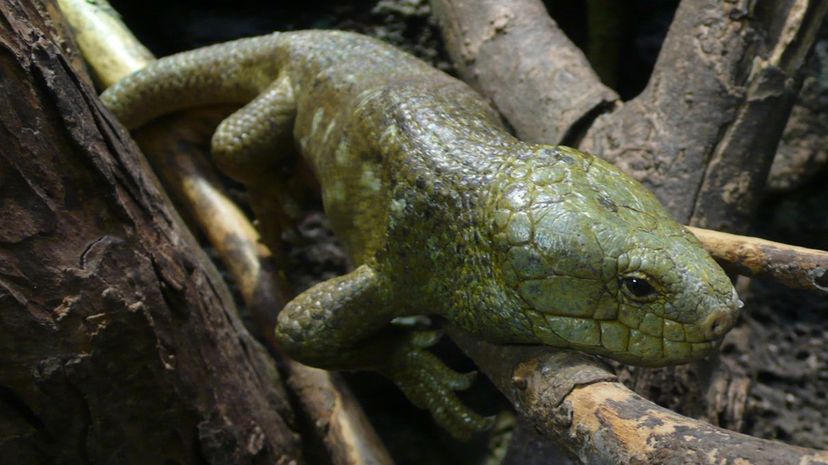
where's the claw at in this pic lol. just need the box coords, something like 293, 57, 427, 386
390, 315, 432, 328
460, 371, 478, 389
443, 396, 496, 439
410, 329, 443, 348
444, 370, 477, 390
479, 415, 497, 431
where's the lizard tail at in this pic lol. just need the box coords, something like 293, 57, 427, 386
100, 32, 285, 129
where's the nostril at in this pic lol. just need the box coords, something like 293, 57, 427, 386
710, 317, 724, 336
704, 310, 734, 339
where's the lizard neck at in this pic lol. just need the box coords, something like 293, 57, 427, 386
381, 143, 546, 344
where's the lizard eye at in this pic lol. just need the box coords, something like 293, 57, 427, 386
620, 276, 657, 301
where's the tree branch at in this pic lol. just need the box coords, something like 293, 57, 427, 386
766, 21, 828, 192
689, 226, 828, 294
580, 0, 828, 229
451, 331, 828, 465
429, 0, 618, 145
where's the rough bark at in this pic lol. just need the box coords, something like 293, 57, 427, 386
0, 1, 304, 463
766, 20, 828, 192
581, 0, 828, 231
432, 0, 828, 229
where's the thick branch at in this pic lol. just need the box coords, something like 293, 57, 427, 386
581, 0, 828, 229
429, 0, 618, 145
766, 21, 828, 192
452, 332, 828, 465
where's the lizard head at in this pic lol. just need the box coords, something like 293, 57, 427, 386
488, 145, 741, 366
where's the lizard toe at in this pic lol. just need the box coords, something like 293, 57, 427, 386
409, 329, 443, 348
382, 336, 491, 439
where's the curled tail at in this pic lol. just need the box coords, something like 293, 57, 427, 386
101, 32, 285, 129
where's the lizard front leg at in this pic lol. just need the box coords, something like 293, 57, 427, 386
274, 265, 494, 438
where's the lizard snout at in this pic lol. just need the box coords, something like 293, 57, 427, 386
700, 305, 739, 340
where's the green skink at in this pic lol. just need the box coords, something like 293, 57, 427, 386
101, 30, 742, 438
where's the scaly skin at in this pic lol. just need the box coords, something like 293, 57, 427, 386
101, 30, 742, 439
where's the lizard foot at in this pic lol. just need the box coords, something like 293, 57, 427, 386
381, 330, 495, 440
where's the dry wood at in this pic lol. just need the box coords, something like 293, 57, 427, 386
56, 1, 396, 463
0, 0, 304, 462
429, 0, 619, 145
689, 226, 828, 295
451, 331, 828, 465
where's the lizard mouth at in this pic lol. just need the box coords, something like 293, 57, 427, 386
528, 308, 725, 366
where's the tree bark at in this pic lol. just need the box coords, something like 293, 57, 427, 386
0, 1, 304, 463
580, 0, 828, 231
766, 20, 828, 192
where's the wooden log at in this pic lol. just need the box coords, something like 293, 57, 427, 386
0, 1, 304, 463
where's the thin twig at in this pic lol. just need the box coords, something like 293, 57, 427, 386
689, 226, 828, 295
